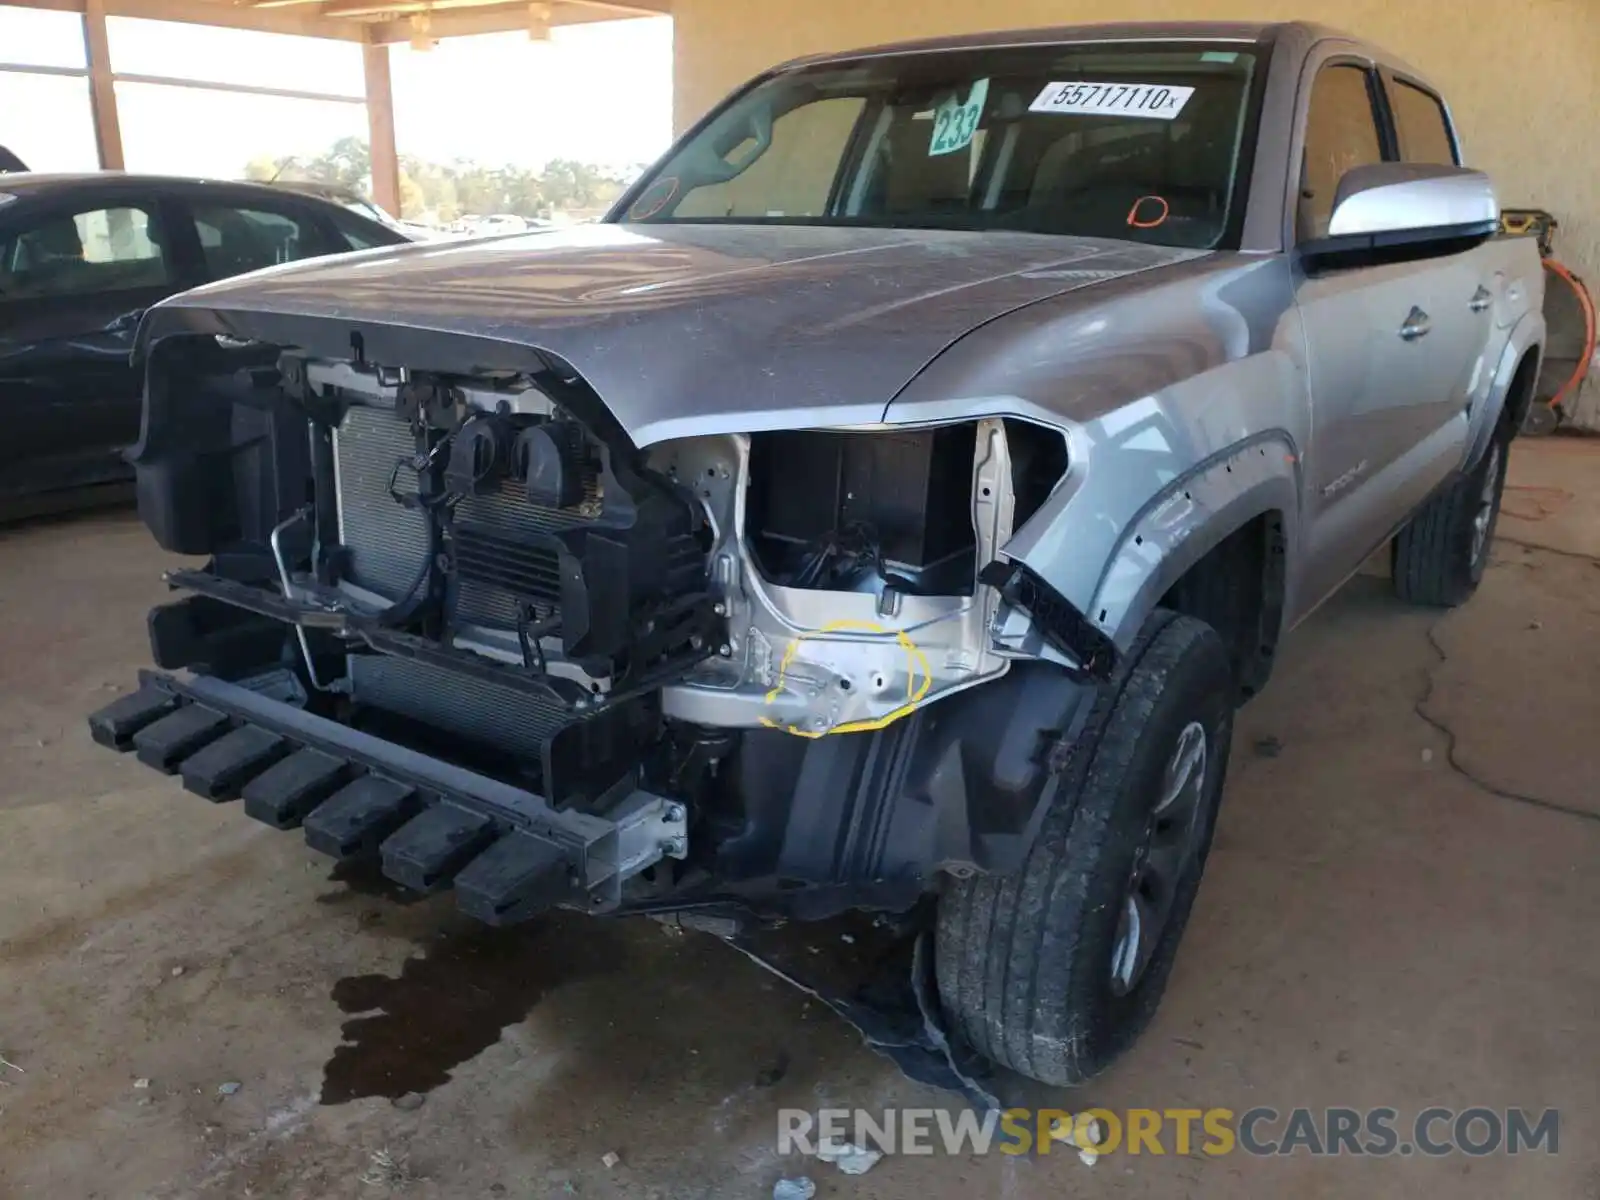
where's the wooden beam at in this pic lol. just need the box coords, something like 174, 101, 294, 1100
82, 0, 124, 170
2, 0, 87, 15
326, 0, 663, 18
557, 0, 669, 14
366, 4, 524, 42
103, 0, 367, 40
324, 0, 504, 18
364, 0, 653, 42
362, 42, 400, 216
3, 0, 668, 12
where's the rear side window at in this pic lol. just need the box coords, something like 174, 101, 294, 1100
191, 204, 321, 278
331, 211, 395, 251
1299, 64, 1385, 240
0, 204, 171, 299
1390, 80, 1457, 165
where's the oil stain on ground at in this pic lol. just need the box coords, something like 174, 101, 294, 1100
315, 859, 429, 908
320, 913, 625, 1104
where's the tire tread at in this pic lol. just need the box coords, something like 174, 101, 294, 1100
936, 611, 1228, 1085
1393, 435, 1507, 608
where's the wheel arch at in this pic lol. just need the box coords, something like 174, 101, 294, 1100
1090, 433, 1299, 693
1468, 311, 1546, 467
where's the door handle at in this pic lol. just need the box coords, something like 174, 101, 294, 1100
1469, 285, 1493, 313
104, 307, 147, 335
1399, 306, 1432, 341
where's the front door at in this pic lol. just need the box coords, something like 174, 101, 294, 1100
0, 198, 183, 501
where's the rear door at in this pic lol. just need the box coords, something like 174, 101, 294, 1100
181, 194, 347, 283
0, 193, 190, 499
1381, 70, 1498, 429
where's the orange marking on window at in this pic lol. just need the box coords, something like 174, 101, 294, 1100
628, 176, 680, 221
1127, 195, 1170, 229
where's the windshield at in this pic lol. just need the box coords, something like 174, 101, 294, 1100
619, 42, 1262, 249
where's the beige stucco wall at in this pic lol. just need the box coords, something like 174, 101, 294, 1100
672, 0, 1600, 290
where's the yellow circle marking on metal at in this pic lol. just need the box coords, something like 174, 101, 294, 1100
759, 619, 933, 738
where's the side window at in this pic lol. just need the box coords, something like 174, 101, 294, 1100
1299, 64, 1385, 240
331, 211, 394, 251
1391, 80, 1458, 166
673, 97, 866, 219
190, 204, 321, 278
0, 205, 170, 299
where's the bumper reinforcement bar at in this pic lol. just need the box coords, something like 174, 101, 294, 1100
86, 670, 686, 923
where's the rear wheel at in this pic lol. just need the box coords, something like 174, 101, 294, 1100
934, 611, 1233, 1086
1392, 432, 1509, 607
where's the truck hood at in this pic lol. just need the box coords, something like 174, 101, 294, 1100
152, 222, 1205, 446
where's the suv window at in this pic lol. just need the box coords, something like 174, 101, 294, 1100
1390, 80, 1457, 166
1299, 64, 1384, 240
330, 211, 394, 251
191, 203, 322, 277
0, 205, 170, 299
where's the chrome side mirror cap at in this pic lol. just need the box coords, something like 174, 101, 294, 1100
1327, 163, 1499, 240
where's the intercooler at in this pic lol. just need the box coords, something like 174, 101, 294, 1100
332, 405, 586, 758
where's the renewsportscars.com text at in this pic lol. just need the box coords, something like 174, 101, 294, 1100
779, 1106, 1560, 1158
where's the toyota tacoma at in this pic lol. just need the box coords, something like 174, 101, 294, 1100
89, 21, 1544, 1086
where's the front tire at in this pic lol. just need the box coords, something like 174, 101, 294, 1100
1392, 432, 1510, 607
935, 611, 1233, 1086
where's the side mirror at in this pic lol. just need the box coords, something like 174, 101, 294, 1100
1303, 163, 1499, 264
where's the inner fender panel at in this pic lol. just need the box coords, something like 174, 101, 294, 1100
711, 659, 1093, 887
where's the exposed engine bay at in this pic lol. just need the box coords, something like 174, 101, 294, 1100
110, 328, 1096, 924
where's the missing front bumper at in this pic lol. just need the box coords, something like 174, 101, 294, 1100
86, 670, 686, 923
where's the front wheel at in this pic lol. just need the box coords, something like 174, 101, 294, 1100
1392, 433, 1510, 607
934, 611, 1233, 1086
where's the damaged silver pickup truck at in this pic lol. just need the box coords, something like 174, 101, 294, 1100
90, 21, 1543, 1087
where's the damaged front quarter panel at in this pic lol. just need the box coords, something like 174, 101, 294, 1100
889, 252, 1306, 660
649, 415, 1022, 735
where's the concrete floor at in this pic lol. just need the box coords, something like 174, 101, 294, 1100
2, 438, 1599, 1199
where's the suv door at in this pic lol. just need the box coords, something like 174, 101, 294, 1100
1382, 71, 1498, 426
1290, 59, 1475, 618
0, 195, 190, 501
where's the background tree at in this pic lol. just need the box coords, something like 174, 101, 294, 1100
243, 139, 639, 223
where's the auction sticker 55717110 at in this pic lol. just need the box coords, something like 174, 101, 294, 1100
1030, 81, 1195, 120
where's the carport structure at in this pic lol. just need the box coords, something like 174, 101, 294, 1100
8, 0, 1594, 278
5, 0, 1597, 249
0, 0, 667, 213
4, 0, 1597, 422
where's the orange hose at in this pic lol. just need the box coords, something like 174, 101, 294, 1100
1542, 257, 1596, 413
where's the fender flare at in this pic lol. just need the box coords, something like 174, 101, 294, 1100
1090, 431, 1301, 653
1465, 309, 1546, 468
